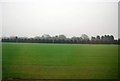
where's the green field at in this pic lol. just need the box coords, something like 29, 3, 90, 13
2, 43, 118, 79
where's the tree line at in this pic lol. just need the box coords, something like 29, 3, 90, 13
2, 34, 119, 44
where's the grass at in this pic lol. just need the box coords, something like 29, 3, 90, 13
2, 43, 118, 79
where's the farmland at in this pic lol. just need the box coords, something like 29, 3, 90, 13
2, 43, 118, 79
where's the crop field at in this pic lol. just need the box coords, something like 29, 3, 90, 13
2, 43, 118, 79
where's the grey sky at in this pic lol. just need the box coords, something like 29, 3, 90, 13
0, 0, 119, 38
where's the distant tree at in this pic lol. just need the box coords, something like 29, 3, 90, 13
118, 38, 120, 45
71, 37, 77, 43
109, 35, 114, 40
52, 35, 59, 43
96, 35, 100, 40
81, 34, 89, 40
2, 34, 118, 44
42, 34, 51, 38
58, 35, 66, 39
101, 36, 104, 40
81, 34, 89, 44
96, 35, 101, 44
57, 35, 66, 43
91, 36, 95, 40
91, 36, 96, 44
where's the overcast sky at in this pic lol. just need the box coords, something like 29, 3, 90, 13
0, 0, 119, 38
